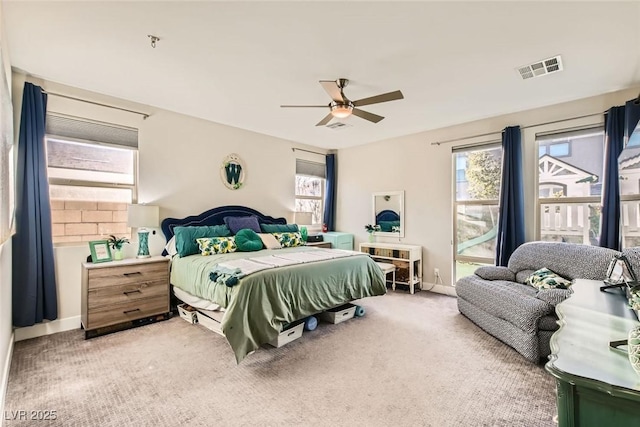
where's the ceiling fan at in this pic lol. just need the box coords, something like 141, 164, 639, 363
280, 78, 404, 126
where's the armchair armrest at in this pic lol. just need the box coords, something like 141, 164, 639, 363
536, 288, 573, 307
474, 266, 516, 282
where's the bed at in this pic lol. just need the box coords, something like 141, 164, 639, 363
161, 205, 386, 362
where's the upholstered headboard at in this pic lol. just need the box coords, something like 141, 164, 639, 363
375, 209, 400, 223
160, 205, 287, 242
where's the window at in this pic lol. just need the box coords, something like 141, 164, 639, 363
453, 144, 502, 281
46, 114, 138, 244
537, 128, 603, 245
539, 141, 571, 157
295, 159, 325, 227
620, 122, 640, 247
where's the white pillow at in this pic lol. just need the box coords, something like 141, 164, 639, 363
258, 233, 282, 249
164, 236, 178, 257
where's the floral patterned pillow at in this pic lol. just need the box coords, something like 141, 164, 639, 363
526, 267, 572, 290
196, 237, 237, 256
272, 232, 303, 248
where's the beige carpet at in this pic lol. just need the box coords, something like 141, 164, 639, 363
4, 292, 556, 427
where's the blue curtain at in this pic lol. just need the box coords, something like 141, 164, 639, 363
323, 154, 336, 231
12, 82, 57, 327
496, 126, 525, 266
599, 106, 625, 251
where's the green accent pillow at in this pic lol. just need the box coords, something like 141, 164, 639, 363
378, 220, 400, 232
174, 225, 231, 257
526, 268, 572, 290
235, 229, 264, 252
195, 236, 237, 256
272, 231, 303, 248
260, 223, 299, 233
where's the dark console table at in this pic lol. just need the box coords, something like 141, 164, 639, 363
545, 279, 640, 426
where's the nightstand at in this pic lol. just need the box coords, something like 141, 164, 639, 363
321, 232, 354, 250
81, 256, 170, 338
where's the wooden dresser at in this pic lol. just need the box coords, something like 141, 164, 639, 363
81, 256, 170, 338
359, 242, 422, 294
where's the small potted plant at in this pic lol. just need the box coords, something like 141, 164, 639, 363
107, 235, 129, 261
364, 224, 380, 243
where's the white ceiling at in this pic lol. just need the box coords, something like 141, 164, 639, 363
4, 1, 640, 149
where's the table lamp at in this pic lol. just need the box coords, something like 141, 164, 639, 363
127, 204, 159, 258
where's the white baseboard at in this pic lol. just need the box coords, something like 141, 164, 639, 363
14, 316, 81, 342
1, 332, 14, 417
423, 282, 457, 297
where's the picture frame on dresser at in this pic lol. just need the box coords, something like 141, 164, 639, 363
88, 240, 112, 263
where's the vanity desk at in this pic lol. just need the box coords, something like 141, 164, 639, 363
359, 242, 422, 294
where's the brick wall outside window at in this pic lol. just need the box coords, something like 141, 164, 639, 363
51, 200, 131, 244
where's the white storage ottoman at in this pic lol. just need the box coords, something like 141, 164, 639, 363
177, 304, 198, 324
319, 303, 356, 324
268, 322, 304, 348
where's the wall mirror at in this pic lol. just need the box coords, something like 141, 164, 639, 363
372, 190, 405, 237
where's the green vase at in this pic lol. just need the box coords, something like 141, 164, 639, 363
113, 248, 123, 261
368, 233, 375, 243
300, 226, 308, 242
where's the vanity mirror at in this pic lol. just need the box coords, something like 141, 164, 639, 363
372, 190, 405, 237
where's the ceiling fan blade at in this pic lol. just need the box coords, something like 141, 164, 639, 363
315, 113, 334, 127
351, 108, 384, 123
319, 80, 345, 102
280, 105, 328, 108
353, 90, 404, 107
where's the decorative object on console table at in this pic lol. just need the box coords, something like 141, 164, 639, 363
629, 326, 640, 376
322, 232, 354, 250
364, 224, 379, 243
127, 204, 159, 258
81, 256, 170, 339
359, 242, 422, 294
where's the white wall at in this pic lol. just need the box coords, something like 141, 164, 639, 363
337, 87, 640, 293
0, 0, 12, 414
11, 73, 326, 340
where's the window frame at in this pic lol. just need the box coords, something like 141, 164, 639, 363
45, 134, 139, 245
294, 173, 325, 231
452, 142, 502, 282
535, 127, 603, 245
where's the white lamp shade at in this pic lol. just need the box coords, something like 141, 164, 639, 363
127, 204, 159, 228
293, 211, 313, 225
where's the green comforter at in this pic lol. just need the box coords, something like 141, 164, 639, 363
170, 247, 386, 362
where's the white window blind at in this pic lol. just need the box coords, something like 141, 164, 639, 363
296, 159, 325, 178
46, 113, 138, 148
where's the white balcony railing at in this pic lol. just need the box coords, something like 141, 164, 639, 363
540, 199, 640, 247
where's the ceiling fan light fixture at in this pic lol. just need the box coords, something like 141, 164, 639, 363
330, 102, 353, 118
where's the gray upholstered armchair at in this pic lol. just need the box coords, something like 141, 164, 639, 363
456, 241, 620, 362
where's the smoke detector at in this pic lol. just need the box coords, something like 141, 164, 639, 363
517, 55, 563, 80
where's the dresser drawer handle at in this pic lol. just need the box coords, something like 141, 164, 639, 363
123, 290, 142, 296
123, 272, 142, 277
123, 308, 141, 314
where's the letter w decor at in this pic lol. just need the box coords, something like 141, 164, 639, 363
220, 153, 246, 190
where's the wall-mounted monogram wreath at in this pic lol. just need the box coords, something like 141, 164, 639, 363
220, 153, 245, 190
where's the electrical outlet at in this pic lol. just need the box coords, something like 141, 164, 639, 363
434, 268, 440, 277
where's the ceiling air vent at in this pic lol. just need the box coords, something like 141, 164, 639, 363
326, 122, 352, 130
517, 55, 563, 80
